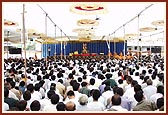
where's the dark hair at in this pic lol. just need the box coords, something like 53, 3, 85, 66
156, 97, 164, 109
81, 82, 88, 87
131, 80, 138, 87
157, 85, 164, 95
23, 90, 31, 101
92, 89, 101, 101
142, 70, 146, 75
57, 72, 63, 78
90, 78, 95, 85
10, 81, 16, 88
19, 81, 25, 87
135, 72, 139, 76
51, 75, 56, 81
27, 84, 34, 93
105, 74, 112, 79
68, 73, 74, 79
143, 76, 149, 83
72, 83, 80, 91
134, 90, 144, 102
111, 94, 121, 105
126, 76, 132, 84
82, 75, 87, 79
34, 83, 41, 91
56, 102, 66, 111
4, 87, 9, 98
30, 100, 41, 111
51, 94, 60, 104
37, 75, 41, 81
67, 90, 75, 97
47, 90, 55, 99
134, 84, 142, 93
70, 80, 77, 86
113, 86, 119, 94
16, 100, 27, 111
116, 87, 124, 96
77, 77, 82, 82
58, 79, 63, 84
118, 79, 123, 84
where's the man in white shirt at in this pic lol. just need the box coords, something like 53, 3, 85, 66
43, 94, 59, 111
76, 94, 91, 111
87, 89, 105, 111
143, 79, 157, 100
150, 85, 163, 104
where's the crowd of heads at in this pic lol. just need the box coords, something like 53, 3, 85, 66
3, 54, 164, 111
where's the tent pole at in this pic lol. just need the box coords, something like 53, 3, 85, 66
22, 4, 27, 77
60, 30, 63, 60
137, 15, 140, 65
123, 25, 126, 63
54, 25, 56, 62
45, 13, 48, 67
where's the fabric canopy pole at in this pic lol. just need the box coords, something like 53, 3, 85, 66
64, 41, 66, 59
137, 15, 140, 64
54, 25, 56, 61
113, 32, 116, 54
105, 35, 111, 62
45, 13, 48, 67
60, 30, 63, 60
22, 4, 27, 77
123, 25, 126, 62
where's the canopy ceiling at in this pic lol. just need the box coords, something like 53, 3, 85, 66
3, 2, 166, 44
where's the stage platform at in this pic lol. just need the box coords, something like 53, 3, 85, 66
73, 53, 97, 57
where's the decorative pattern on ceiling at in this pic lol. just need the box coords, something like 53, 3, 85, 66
77, 19, 99, 26
4, 19, 18, 26
70, 3, 108, 15
151, 20, 164, 26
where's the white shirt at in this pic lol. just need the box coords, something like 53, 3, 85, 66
43, 103, 57, 111
102, 91, 114, 106
143, 85, 157, 100
76, 104, 92, 111
74, 91, 82, 100
4, 102, 9, 111
64, 98, 79, 106
88, 96, 106, 106
31, 92, 41, 101
108, 105, 128, 111
87, 101, 105, 111
33, 91, 42, 100
39, 98, 51, 111
87, 85, 99, 90
123, 87, 137, 109
149, 93, 163, 104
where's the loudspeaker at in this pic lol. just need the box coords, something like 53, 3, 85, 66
9, 48, 22, 54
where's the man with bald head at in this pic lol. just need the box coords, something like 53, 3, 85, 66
108, 94, 127, 111
65, 101, 76, 111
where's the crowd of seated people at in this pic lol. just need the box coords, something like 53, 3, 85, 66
3, 54, 164, 111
